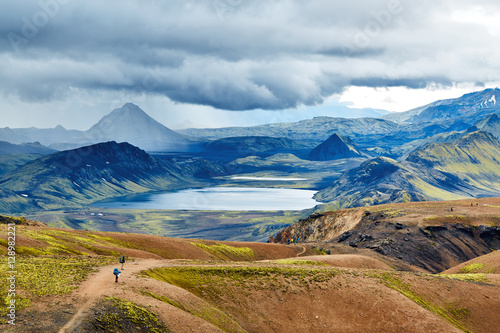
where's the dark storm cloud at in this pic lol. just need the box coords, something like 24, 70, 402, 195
1, 0, 500, 110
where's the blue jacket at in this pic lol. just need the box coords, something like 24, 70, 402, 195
113, 268, 120, 275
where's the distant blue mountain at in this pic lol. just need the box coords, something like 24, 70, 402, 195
82, 103, 191, 152
206, 136, 305, 156
0, 141, 55, 154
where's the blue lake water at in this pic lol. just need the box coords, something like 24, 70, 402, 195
91, 187, 320, 211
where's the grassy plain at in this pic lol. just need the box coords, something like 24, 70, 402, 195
26, 208, 310, 242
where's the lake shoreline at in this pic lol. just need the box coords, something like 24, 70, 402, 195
90, 186, 320, 211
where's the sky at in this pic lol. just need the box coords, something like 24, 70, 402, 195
1, 0, 500, 130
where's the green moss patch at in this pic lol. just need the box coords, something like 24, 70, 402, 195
438, 273, 488, 283
143, 265, 340, 298
189, 242, 255, 261
83, 297, 168, 333
459, 263, 486, 274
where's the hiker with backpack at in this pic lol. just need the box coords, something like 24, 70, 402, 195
119, 255, 126, 270
113, 268, 121, 283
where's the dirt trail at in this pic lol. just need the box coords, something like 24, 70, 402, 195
59, 259, 166, 333
297, 246, 306, 256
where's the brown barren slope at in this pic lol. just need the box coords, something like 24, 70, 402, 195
442, 250, 500, 274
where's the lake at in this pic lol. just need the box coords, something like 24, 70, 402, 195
91, 187, 320, 211
231, 176, 308, 181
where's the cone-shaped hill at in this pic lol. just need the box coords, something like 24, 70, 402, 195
85, 103, 191, 152
308, 133, 365, 161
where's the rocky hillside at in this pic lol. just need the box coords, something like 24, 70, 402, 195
0, 141, 194, 212
313, 156, 445, 206
272, 198, 500, 273
406, 130, 500, 192
308, 133, 365, 161
0, 154, 43, 177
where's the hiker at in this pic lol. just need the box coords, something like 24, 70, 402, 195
113, 268, 121, 283
119, 255, 126, 270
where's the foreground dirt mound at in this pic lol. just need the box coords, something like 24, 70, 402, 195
140, 262, 498, 333
6, 256, 500, 333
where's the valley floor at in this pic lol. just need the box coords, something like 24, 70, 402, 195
26, 209, 308, 242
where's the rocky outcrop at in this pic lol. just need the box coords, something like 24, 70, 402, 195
272, 208, 500, 273
271, 209, 366, 244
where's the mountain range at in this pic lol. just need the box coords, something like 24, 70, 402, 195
179, 117, 401, 142
0, 103, 192, 152
3, 89, 500, 158
3, 88, 500, 215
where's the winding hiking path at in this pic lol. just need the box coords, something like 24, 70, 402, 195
297, 246, 307, 256
59, 259, 166, 333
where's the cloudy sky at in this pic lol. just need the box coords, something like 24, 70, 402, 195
1, 0, 500, 129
